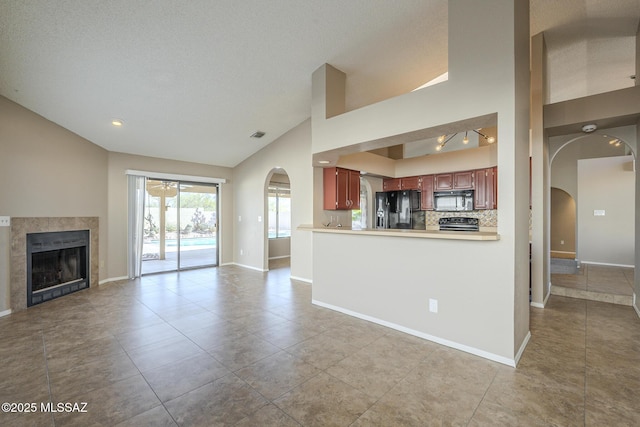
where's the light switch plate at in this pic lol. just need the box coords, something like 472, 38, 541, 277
0, 216, 10, 227
593, 210, 605, 216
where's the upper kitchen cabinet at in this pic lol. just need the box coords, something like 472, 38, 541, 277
323, 167, 360, 210
434, 171, 474, 191
420, 175, 434, 210
400, 176, 421, 190
383, 176, 421, 191
382, 178, 401, 191
474, 167, 497, 209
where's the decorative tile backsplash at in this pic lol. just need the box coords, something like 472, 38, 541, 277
425, 210, 498, 227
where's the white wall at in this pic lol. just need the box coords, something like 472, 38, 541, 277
578, 156, 635, 266
233, 120, 313, 281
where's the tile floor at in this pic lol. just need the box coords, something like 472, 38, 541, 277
551, 262, 635, 306
1, 262, 639, 426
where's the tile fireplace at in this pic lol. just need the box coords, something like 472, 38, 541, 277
27, 230, 90, 306
9, 217, 99, 312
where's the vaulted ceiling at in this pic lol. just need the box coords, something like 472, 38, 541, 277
1, 1, 638, 167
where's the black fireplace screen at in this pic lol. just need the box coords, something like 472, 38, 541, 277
31, 247, 84, 292
27, 230, 90, 306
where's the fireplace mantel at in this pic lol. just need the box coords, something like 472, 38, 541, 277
10, 217, 99, 311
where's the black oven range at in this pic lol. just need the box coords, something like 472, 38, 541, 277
438, 217, 479, 232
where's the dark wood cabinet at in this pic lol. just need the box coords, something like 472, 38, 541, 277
323, 167, 360, 210
382, 178, 401, 191
434, 173, 453, 190
453, 170, 474, 189
420, 175, 434, 210
400, 176, 421, 190
382, 176, 421, 191
435, 171, 474, 190
474, 167, 497, 209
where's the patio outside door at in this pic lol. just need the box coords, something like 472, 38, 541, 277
178, 182, 218, 270
142, 179, 218, 274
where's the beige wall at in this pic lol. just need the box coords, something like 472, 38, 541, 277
0, 96, 109, 294
577, 156, 635, 266
530, 32, 551, 306
233, 120, 313, 281
106, 152, 233, 280
550, 188, 576, 254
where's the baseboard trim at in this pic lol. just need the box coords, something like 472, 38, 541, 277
312, 299, 518, 368
269, 255, 291, 260
514, 331, 531, 366
634, 294, 640, 319
580, 261, 634, 268
233, 263, 268, 272
530, 282, 552, 308
290, 275, 312, 284
98, 276, 128, 285
0, 309, 12, 318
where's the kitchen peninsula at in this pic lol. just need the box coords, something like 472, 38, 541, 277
303, 225, 499, 241
309, 1, 531, 368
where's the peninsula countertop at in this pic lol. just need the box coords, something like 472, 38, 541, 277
298, 225, 499, 241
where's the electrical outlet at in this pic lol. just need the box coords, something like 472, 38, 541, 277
258, 216, 262, 222
429, 298, 438, 313
238, 215, 242, 222
0, 216, 10, 227
240, 249, 244, 255
560, 240, 564, 245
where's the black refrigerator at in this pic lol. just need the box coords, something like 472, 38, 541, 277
375, 190, 425, 230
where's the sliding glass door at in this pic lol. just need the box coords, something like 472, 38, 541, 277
142, 179, 218, 274
178, 182, 218, 270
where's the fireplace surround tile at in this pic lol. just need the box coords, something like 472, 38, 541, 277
10, 217, 99, 312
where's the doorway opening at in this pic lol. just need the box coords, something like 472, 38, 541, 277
142, 179, 218, 274
266, 169, 291, 270
549, 132, 635, 305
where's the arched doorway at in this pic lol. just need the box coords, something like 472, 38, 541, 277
265, 168, 291, 270
549, 132, 636, 303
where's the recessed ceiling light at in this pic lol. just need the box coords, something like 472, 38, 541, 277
250, 131, 265, 138
318, 160, 330, 164
111, 119, 123, 127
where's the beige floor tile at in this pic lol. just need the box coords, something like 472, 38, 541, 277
2, 262, 639, 426
235, 403, 301, 427
207, 333, 281, 371
53, 375, 161, 426
235, 350, 321, 400
142, 352, 230, 402
48, 350, 140, 400
127, 335, 205, 372
164, 374, 268, 426
114, 405, 178, 427
274, 372, 376, 427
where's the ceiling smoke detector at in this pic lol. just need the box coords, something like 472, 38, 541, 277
581, 124, 597, 133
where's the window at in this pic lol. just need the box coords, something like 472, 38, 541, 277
268, 184, 291, 238
351, 177, 369, 229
